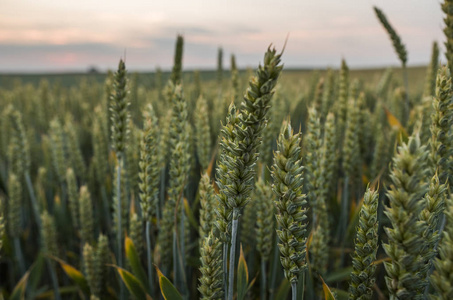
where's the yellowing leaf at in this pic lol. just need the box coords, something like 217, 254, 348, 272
183, 198, 198, 230
125, 235, 150, 294
52, 256, 89, 295
10, 270, 30, 300
112, 265, 151, 300
273, 278, 290, 300
156, 265, 182, 300
237, 244, 249, 300
320, 276, 336, 300
371, 257, 391, 265
384, 107, 408, 137
206, 142, 219, 176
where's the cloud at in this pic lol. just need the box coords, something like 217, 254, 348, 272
0, 0, 444, 72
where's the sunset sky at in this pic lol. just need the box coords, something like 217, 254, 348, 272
1, 0, 443, 72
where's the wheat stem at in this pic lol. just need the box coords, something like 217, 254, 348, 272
145, 221, 154, 297
291, 282, 297, 300
14, 237, 25, 275
227, 208, 240, 300
47, 259, 61, 300
261, 258, 267, 300
25, 171, 41, 229
269, 240, 279, 299
223, 242, 228, 300
116, 157, 125, 299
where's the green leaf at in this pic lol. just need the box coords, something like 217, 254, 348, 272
331, 288, 349, 300
27, 253, 46, 298
237, 244, 249, 300
112, 265, 151, 300
324, 266, 353, 283
155, 265, 182, 300
10, 270, 30, 300
35, 286, 80, 299
125, 235, 151, 294
320, 276, 336, 300
273, 278, 290, 300
52, 256, 89, 295
183, 197, 198, 230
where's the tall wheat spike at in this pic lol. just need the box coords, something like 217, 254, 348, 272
198, 231, 223, 300
374, 6, 409, 123
424, 42, 440, 97
215, 47, 283, 300
430, 194, 453, 299
336, 59, 349, 146
231, 54, 240, 105
79, 185, 94, 244
41, 210, 62, 300
170, 35, 184, 85
430, 66, 453, 185
418, 174, 447, 283
110, 59, 130, 299
194, 96, 211, 170
383, 134, 429, 299
199, 174, 216, 241
217, 47, 223, 88
348, 187, 379, 300
373, 6, 407, 67
271, 121, 308, 299
66, 168, 79, 229
442, 0, 453, 73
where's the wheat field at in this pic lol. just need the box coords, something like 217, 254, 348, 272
0, 3, 452, 300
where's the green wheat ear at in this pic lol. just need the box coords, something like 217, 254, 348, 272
217, 47, 223, 87
112, 164, 128, 236
383, 134, 429, 299
419, 174, 447, 282
170, 35, 184, 85
374, 6, 407, 67
198, 231, 223, 300
255, 178, 275, 262
83, 243, 96, 296
442, 0, 453, 73
41, 210, 59, 257
348, 187, 379, 300
271, 120, 308, 285
95, 234, 110, 298
199, 173, 216, 241
49, 118, 67, 183
139, 104, 160, 223
79, 185, 94, 245
7, 173, 22, 239
430, 66, 453, 184
129, 213, 144, 257
430, 193, 453, 299
194, 95, 212, 171
64, 116, 87, 180
84, 234, 110, 298
424, 42, 439, 97
231, 54, 240, 105
336, 59, 349, 146
110, 58, 130, 158
66, 168, 79, 229
7, 108, 30, 177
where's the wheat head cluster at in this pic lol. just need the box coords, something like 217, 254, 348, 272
0, 3, 453, 300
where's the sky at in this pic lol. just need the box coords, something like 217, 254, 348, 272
0, 0, 444, 73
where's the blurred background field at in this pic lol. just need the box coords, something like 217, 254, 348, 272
0, 65, 428, 92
